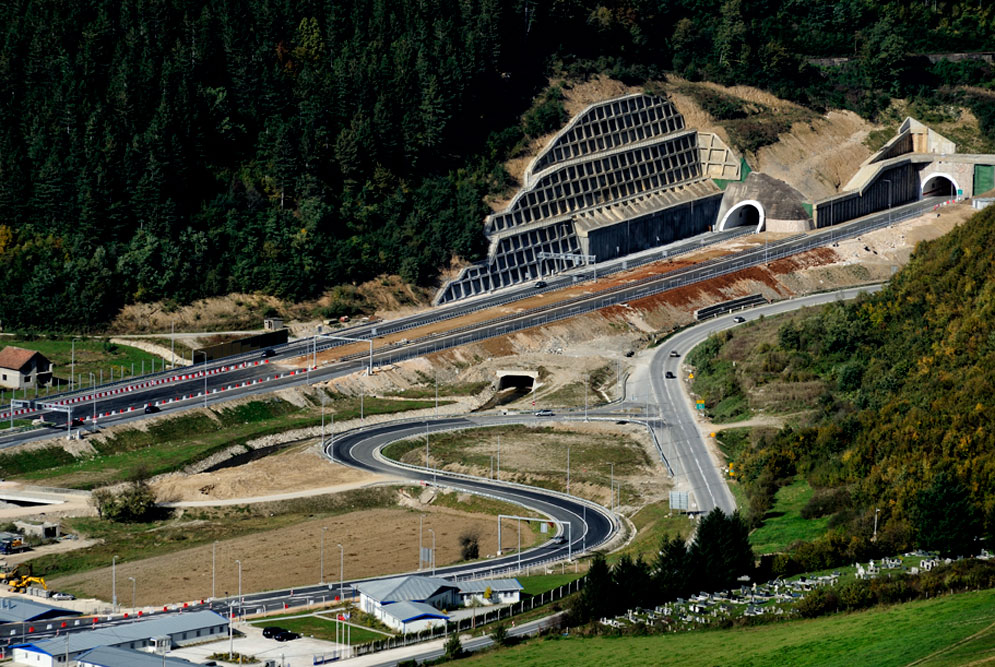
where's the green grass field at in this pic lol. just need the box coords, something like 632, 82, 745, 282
614, 500, 694, 564
254, 614, 388, 644
750, 478, 831, 554
0, 336, 164, 391
464, 589, 995, 666
517, 573, 584, 596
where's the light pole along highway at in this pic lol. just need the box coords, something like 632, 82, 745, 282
0, 196, 934, 447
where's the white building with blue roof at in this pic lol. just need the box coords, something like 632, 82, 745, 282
11, 609, 227, 667
76, 645, 198, 667
356, 575, 458, 633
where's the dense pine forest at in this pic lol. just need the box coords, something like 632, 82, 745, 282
2, 1, 995, 330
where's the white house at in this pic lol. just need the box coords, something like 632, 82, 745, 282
355, 576, 459, 633
377, 600, 450, 634
12, 610, 228, 667
0, 347, 52, 390
457, 578, 524, 606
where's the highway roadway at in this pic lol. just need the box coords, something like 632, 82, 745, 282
1, 196, 935, 448
631, 284, 884, 516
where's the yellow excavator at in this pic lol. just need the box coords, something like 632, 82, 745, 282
0, 563, 47, 593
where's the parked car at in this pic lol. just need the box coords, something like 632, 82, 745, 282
534, 409, 554, 416
262, 626, 285, 639
52, 592, 75, 601
274, 630, 300, 642
733, 316, 746, 323
665, 371, 676, 379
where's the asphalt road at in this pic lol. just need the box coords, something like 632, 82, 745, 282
1, 195, 938, 449
637, 284, 884, 516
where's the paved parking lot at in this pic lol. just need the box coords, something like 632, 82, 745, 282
170, 623, 347, 667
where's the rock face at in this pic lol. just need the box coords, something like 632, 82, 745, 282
716, 172, 813, 233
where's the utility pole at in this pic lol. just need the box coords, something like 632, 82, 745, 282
171, 322, 175, 369
112, 555, 118, 612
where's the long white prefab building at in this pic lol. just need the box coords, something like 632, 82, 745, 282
12, 610, 228, 667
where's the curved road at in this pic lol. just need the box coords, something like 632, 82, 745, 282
634, 284, 884, 516
329, 415, 617, 576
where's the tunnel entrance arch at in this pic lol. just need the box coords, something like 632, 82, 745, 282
921, 173, 958, 199
718, 200, 765, 233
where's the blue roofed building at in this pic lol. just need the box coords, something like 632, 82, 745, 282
356, 576, 457, 633
11, 610, 227, 667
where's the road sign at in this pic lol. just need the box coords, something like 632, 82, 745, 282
669, 491, 689, 511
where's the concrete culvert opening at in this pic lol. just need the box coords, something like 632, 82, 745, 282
497, 374, 535, 391
922, 174, 957, 198
719, 200, 765, 232
476, 372, 537, 412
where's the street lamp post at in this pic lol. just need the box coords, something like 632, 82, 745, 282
212, 541, 217, 600
566, 444, 571, 496
128, 576, 136, 610
608, 463, 614, 513
337, 543, 344, 601
428, 529, 436, 576
418, 515, 423, 571
320, 527, 328, 584
112, 555, 118, 611
236, 559, 242, 621
195, 351, 208, 407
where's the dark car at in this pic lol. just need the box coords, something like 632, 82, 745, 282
534, 280, 548, 289
665, 371, 676, 379
274, 630, 300, 642
669, 350, 680, 358
69, 417, 85, 427
261, 348, 276, 358
144, 404, 160, 414
262, 626, 285, 639
733, 316, 746, 323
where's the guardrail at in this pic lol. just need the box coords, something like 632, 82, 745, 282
694, 293, 768, 320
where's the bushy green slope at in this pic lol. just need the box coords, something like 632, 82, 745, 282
695, 206, 995, 561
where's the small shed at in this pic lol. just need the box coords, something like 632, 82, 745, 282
15, 520, 60, 540
263, 317, 284, 331
0, 346, 52, 390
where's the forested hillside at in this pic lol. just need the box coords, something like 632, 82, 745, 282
692, 205, 995, 566
2, 1, 995, 330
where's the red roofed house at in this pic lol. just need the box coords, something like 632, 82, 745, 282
0, 346, 52, 390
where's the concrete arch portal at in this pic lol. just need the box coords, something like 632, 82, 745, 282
922, 172, 958, 198
718, 200, 765, 233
